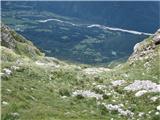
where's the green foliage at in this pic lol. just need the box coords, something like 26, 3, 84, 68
1, 46, 20, 62
59, 88, 70, 96
1, 24, 160, 120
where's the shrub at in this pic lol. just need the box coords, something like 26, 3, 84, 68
99, 104, 108, 115
76, 94, 84, 99
103, 94, 109, 99
59, 88, 70, 97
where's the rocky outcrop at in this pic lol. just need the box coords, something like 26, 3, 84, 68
124, 80, 160, 92
1, 24, 16, 49
129, 29, 160, 61
1, 24, 43, 59
153, 29, 160, 45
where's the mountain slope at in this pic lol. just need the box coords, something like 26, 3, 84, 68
1, 25, 160, 120
1, 24, 44, 60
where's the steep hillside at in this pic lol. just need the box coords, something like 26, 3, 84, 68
1, 25, 160, 120
1, 24, 44, 60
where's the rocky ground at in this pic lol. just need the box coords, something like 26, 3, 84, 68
1, 24, 160, 120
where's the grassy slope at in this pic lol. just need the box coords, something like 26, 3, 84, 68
1, 26, 160, 120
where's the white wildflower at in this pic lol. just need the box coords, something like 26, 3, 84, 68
2, 101, 9, 105
3, 68, 12, 75
106, 93, 112, 96
11, 66, 20, 70
155, 112, 159, 115
35, 61, 45, 66
150, 96, 159, 102
11, 112, 19, 117
6, 89, 12, 92
92, 82, 96, 85
157, 105, 160, 111
111, 80, 126, 87
96, 85, 106, 90
138, 112, 145, 117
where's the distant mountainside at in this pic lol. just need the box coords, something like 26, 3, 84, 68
2, 1, 157, 64
2, 1, 160, 33
1, 24, 160, 120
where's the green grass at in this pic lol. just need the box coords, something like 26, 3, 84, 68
1, 53, 159, 120
1, 62, 115, 120
1, 25, 160, 120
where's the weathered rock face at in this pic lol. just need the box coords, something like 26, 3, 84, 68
1, 24, 43, 59
153, 29, 160, 45
1, 24, 16, 49
129, 29, 160, 61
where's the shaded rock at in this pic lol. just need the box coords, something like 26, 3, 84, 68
153, 29, 160, 45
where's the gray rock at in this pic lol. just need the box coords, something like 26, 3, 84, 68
72, 90, 103, 100
124, 80, 160, 93
102, 103, 134, 117
153, 29, 160, 45
1, 24, 16, 49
